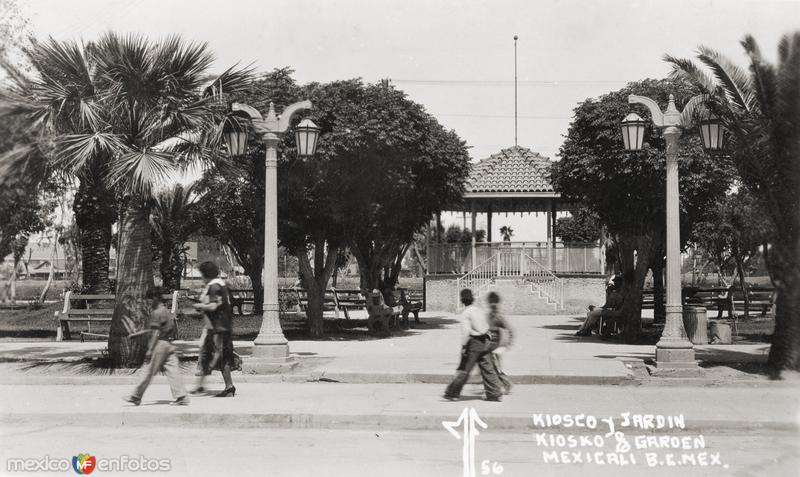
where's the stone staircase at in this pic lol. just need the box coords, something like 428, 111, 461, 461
456, 250, 564, 313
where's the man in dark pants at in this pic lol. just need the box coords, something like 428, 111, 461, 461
444, 289, 504, 401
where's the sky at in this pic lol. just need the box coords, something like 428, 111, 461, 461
18, 0, 800, 240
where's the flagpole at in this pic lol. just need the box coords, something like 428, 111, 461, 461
514, 34, 518, 146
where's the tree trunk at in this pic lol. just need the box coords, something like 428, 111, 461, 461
295, 241, 340, 339
766, 238, 800, 374
652, 260, 666, 324
244, 263, 263, 315
160, 243, 183, 292
74, 177, 115, 293
734, 251, 749, 319
108, 201, 155, 367
8, 265, 16, 304
304, 281, 325, 338
38, 231, 58, 303
615, 232, 654, 343
352, 247, 382, 292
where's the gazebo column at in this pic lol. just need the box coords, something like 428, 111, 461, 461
470, 201, 477, 270
487, 203, 493, 243
549, 201, 557, 271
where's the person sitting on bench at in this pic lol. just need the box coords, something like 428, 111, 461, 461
576, 275, 623, 336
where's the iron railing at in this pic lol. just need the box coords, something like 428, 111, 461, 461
455, 249, 564, 310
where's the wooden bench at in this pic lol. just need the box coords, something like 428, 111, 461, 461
641, 286, 775, 318
398, 288, 423, 324
55, 291, 179, 341
330, 288, 368, 320
230, 288, 256, 315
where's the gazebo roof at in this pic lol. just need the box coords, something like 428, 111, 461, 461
466, 145, 555, 196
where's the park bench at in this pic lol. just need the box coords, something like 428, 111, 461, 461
641, 286, 776, 318
55, 291, 179, 341
330, 288, 368, 319
229, 288, 256, 315
398, 288, 423, 324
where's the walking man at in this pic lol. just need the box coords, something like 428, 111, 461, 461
124, 287, 189, 406
444, 289, 504, 401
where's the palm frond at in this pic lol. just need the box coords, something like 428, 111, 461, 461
202, 63, 256, 98
153, 36, 214, 96
742, 35, 777, 121
664, 54, 719, 94
697, 45, 755, 113
0, 144, 51, 188
154, 99, 213, 135
107, 149, 176, 199
54, 133, 129, 173
27, 37, 94, 91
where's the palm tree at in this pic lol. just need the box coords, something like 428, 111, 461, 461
0, 33, 251, 365
499, 225, 514, 242
151, 183, 202, 292
666, 32, 800, 374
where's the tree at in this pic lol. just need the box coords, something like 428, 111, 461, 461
303, 80, 470, 293
194, 68, 303, 317
0, 0, 30, 70
667, 33, 800, 373
443, 225, 486, 243
554, 208, 601, 243
690, 189, 770, 316
0, 34, 251, 365
195, 146, 266, 314
0, 112, 54, 302
499, 226, 514, 242
551, 78, 735, 342
150, 184, 201, 292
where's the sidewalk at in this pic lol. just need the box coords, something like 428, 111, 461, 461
1, 382, 797, 433
0, 313, 775, 385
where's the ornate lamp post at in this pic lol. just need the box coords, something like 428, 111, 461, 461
224, 101, 319, 372
620, 94, 723, 369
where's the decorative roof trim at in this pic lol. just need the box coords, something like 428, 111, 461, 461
464, 192, 561, 199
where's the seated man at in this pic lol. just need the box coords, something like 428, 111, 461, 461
576, 276, 623, 336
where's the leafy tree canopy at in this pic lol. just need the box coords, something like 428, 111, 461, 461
554, 208, 601, 243
299, 79, 470, 289
551, 78, 736, 241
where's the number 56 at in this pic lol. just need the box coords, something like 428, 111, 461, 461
481, 460, 504, 475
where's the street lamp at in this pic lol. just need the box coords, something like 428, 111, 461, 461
223, 101, 319, 372
621, 94, 723, 370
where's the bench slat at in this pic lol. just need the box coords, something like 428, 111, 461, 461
64, 309, 115, 316
62, 316, 112, 321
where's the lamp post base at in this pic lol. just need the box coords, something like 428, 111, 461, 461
242, 343, 298, 374
655, 346, 697, 368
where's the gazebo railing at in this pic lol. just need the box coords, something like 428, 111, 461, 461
429, 242, 602, 275
455, 249, 564, 310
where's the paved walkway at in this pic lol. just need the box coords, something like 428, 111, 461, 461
1, 382, 798, 432
0, 313, 774, 384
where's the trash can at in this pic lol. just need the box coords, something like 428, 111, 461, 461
709, 322, 732, 344
682, 306, 708, 345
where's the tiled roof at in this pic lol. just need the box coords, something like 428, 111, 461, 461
466, 145, 554, 194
